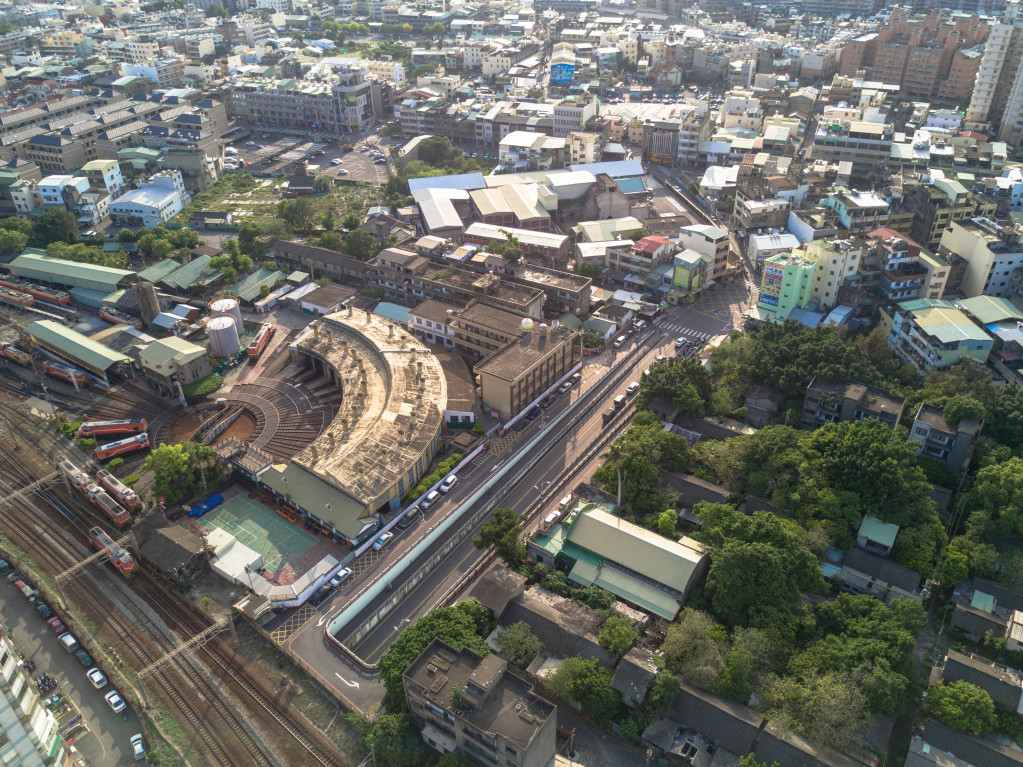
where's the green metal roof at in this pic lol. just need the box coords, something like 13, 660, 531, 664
161, 255, 220, 291
232, 268, 285, 302
137, 258, 181, 283
10, 253, 131, 293
569, 559, 680, 619
957, 295, 1023, 326
858, 515, 899, 549
260, 463, 376, 541
26, 320, 129, 375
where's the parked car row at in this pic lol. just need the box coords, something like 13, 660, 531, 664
1, 557, 145, 760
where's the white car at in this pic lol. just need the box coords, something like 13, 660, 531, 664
338, 169, 349, 175
626, 382, 639, 395
439, 474, 458, 493
86, 667, 107, 689
104, 690, 126, 714
130, 734, 145, 761
330, 158, 343, 165
329, 568, 352, 588
372, 532, 394, 551
245, 141, 257, 146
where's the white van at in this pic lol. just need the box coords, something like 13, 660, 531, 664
420, 490, 440, 510
439, 474, 458, 493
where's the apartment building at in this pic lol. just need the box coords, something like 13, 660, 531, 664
758, 251, 817, 321
404, 639, 556, 767
885, 298, 994, 373
823, 191, 890, 234
464, 223, 570, 265
121, 58, 186, 88
904, 178, 997, 250
805, 238, 863, 310
677, 224, 731, 283
476, 324, 578, 420
374, 247, 547, 318
802, 377, 906, 431
609, 235, 675, 290
449, 299, 528, 357
966, 0, 1023, 147
810, 120, 893, 176
938, 217, 1023, 298
230, 68, 374, 133
273, 240, 371, 289
0, 626, 72, 767
909, 402, 980, 472
110, 169, 186, 227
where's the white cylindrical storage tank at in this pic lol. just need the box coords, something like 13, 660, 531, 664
207, 315, 241, 358
209, 297, 243, 327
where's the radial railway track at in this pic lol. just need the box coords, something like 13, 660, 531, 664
0, 447, 342, 767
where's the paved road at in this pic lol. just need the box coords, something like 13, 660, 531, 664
0, 578, 144, 765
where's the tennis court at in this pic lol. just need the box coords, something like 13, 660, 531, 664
198, 494, 318, 574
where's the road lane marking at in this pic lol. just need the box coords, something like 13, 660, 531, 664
335, 673, 360, 688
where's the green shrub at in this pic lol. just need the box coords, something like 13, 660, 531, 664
182, 373, 223, 399
123, 474, 140, 486
57, 420, 81, 438
107, 457, 124, 470
77, 437, 96, 450
471, 423, 484, 434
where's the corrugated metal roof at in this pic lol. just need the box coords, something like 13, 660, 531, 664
11, 253, 131, 293
232, 268, 286, 302
161, 255, 220, 290
137, 258, 181, 283
27, 319, 129, 374
69, 287, 115, 310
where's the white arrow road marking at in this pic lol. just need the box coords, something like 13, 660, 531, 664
317, 614, 327, 627
335, 673, 360, 689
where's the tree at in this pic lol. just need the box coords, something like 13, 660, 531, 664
925, 681, 997, 735
636, 357, 713, 416
985, 384, 1023, 452
497, 621, 543, 667
716, 646, 754, 704
545, 656, 621, 724
142, 442, 225, 507
763, 672, 868, 750
942, 394, 986, 427
377, 604, 491, 713
347, 712, 427, 766
276, 197, 316, 231
0, 228, 28, 253
220, 266, 237, 285
342, 213, 362, 231
964, 457, 1023, 537
656, 509, 677, 539
739, 756, 780, 767
31, 209, 79, 247
598, 615, 639, 657
595, 421, 691, 515
695, 505, 825, 629
473, 507, 525, 568
237, 254, 253, 272
661, 608, 727, 685
576, 261, 603, 283
344, 229, 378, 261
645, 671, 680, 711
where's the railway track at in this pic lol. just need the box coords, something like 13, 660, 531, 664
0, 413, 346, 767
0, 454, 279, 767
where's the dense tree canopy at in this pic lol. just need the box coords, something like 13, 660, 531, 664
473, 508, 526, 569
142, 441, 225, 507
544, 656, 621, 724
635, 357, 714, 416
925, 681, 997, 735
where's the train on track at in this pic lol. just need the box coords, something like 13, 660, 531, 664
95, 433, 150, 461
247, 323, 275, 359
0, 342, 29, 366
88, 526, 138, 578
99, 307, 142, 330
0, 285, 34, 308
44, 361, 87, 386
77, 419, 148, 438
95, 468, 139, 509
59, 458, 132, 527
0, 276, 70, 305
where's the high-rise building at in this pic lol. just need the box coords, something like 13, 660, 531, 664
967, 0, 1023, 147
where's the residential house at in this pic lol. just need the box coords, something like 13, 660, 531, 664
884, 299, 994, 373
909, 403, 980, 472
856, 515, 900, 557
802, 377, 906, 430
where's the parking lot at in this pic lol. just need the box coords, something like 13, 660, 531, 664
228, 129, 393, 186
0, 575, 143, 765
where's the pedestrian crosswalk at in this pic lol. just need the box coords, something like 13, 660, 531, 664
658, 323, 713, 342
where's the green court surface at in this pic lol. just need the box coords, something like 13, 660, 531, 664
198, 494, 317, 574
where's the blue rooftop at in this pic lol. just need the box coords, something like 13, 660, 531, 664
407, 172, 486, 193
373, 302, 412, 324
569, 159, 644, 178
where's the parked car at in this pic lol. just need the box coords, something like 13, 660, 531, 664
34, 602, 52, 619
86, 667, 107, 689
539, 395, 555, 409
373, 158, 387, 165
47, 617, 65, 635
514, 418, 529, 431
570, 373, 582, 386
626, 381, 640, 395
420, 490, 440, 510
74, 649, 93, 667
329, 568, 352, 589
330, 158, 342, 165
557, 382, 572, 395
655, 354, 667, 363
439, 474, 459, 493
58, 633, 80, 653
131, 734, 145, 762
104, 690, 126, 714
372, 532, 394, 551
525, 405, 542, 421
0, 559, 10, 575
7, 570, 24, 582
398, 507, 421, 529
338, 169, 350, 175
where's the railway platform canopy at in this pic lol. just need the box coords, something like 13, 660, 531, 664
260, 307, 448, 542
11, 251, 133, 293
27, 319, 130, 381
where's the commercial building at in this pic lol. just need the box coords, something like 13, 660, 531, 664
110, 170, 186, 228
802, 377, 906, 431
528, 499, 709, 620
757, 251, 817, 321
885, 299, 994, 373
26, 320, 131, 383
449, 299, 528, 357
810, 121, 893, 176
261, 309, 447, 541
403, 639, 556, 767
139, 336, 212, 395
909, 403, 980, 472
0, 626, 72, 767
476, 323, 577, 420
11, 252, 131, 294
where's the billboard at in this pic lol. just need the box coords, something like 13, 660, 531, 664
550, 62, 575, 85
